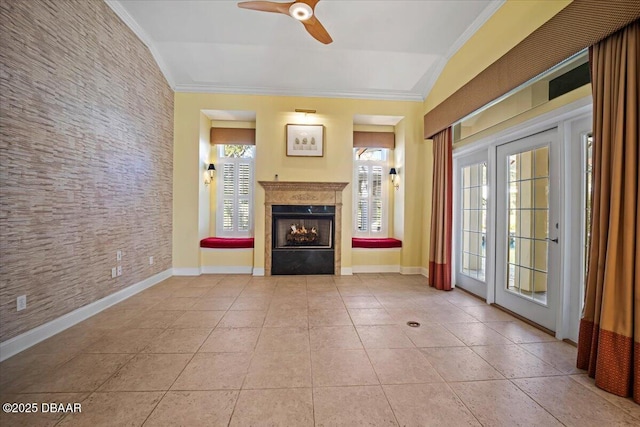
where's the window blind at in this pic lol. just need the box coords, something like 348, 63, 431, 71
210, 127, 256, 145
353, 131, 395, 149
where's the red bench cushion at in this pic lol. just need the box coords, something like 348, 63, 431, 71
352, 238, 402, 249
200, 237, 254, 249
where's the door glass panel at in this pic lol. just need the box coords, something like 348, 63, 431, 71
462, 252, 470, 276
506, 146, 549, 304
520, 239, 532, 268
534, 146, 549, 177
520, 180, 532, 204
534, 178, 549, 208
534, 240, 548, 271
460, 162, 488, 281
509, 236, 519, 264
534, 210, 548, 239
520, 210, 532, 238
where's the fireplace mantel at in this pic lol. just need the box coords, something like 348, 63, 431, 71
259, 181, 348, 192
259, 181, 349, 275
259, 181, 348, 205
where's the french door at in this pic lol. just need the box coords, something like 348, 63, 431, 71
495, 128, 560, 331
454, 151, 489, 299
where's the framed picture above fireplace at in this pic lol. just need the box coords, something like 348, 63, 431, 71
286, 124, 324, 157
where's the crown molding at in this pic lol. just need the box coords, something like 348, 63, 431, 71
105, 0, 176, 89
173, 83, 425, 102
420, 0, 505, 99
106, 0, 504, 102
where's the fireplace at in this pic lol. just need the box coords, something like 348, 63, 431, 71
271, 205, 335, 275
259, 181, 348, 276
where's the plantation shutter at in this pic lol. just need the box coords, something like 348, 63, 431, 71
219, 158, 253, 236
222, 163, 235, 231
356, 164, 384, 234
357, 166, 369, 232
371, 165, 383, 232
237, 163, 251, 232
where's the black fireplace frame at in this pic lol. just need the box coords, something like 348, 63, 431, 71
271, 205, 335, 275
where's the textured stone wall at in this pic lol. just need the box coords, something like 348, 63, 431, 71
0, 0, 174, 342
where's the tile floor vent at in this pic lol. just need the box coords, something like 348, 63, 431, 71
406, 321, 421, 327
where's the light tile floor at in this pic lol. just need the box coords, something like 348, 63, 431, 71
1, 274, 638, 426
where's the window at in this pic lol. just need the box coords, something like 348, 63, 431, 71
353, 148, 388, 237
453, 50, 589, 142
216, 144, 255, 237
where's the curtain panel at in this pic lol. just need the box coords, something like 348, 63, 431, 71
428, 128, 453, 291
577, 21, 639, 402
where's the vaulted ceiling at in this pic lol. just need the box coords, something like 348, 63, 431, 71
108, 0, 503, 101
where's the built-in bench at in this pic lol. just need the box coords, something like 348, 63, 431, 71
352, 237, 402, 248
351, 238, 402, 273
200, 237, 254, 249
199, 237, 255, 274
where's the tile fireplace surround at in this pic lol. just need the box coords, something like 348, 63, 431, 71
259, 181, 348, 276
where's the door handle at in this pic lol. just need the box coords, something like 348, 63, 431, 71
547, 237, 559, 243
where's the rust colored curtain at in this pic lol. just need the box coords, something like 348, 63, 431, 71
429, 128, 453, 291
577, 21, 639, 403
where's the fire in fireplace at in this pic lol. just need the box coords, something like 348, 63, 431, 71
275, 217, 332, 249
287, 223, 319, 245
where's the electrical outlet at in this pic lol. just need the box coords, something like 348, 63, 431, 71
149, 256, 154, 265
116, 250, 122, 261
111, 267, 117, 278
117, 266, 122, 276
17, 295, 26, 311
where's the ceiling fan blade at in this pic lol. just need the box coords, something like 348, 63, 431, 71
237, 1, 292, 15
302, 15, 333, 44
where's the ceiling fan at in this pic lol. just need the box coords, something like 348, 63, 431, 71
237, 0, 333, 44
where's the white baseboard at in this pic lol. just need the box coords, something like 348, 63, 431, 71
200, 248, 254, 252
252, 268, 265, 276
201, 266, 253, 274
340, 267, 353, 276
173, 267, 201, 276
351, 248, 401, 252
421, 267, 429, 278
0, 268, 173, 362
352, 265, 400, 273
400, 266, 423, 275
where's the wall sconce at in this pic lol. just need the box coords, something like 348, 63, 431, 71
204, 163, 216, 185
389, 168, 399, 190
294, 108, 316, 121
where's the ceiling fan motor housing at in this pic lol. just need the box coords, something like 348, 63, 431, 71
289, 2, 313, 21
237, 0, 332, 44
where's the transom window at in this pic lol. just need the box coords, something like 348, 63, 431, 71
216, 144, 255, 237
353, 148, 388, 237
